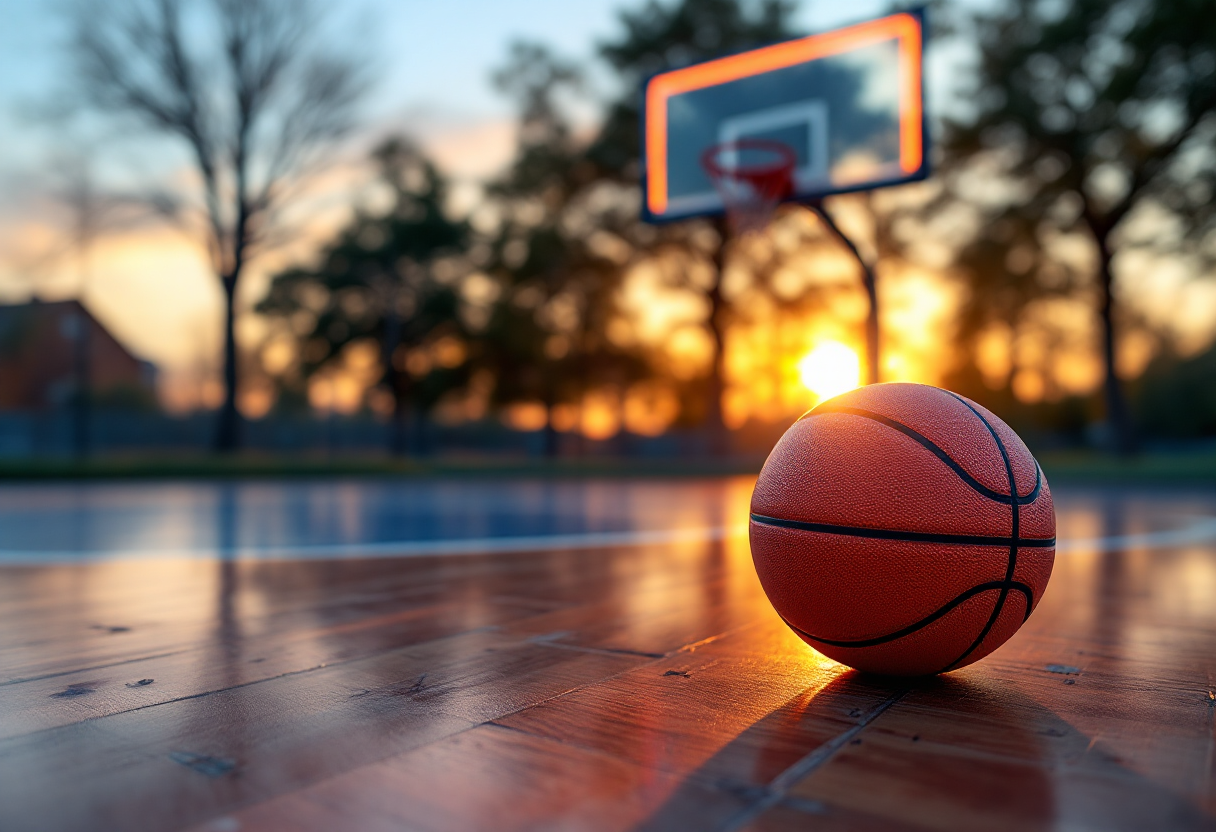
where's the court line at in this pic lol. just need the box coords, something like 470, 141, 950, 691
1054, 518, 1216, 554
0, 517, 1213, 565
0, 525, 752, 565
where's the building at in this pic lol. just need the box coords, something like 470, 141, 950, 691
0, 299, 157, 410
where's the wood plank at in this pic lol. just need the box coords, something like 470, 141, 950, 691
497, 571, 762, 657
0, 543, 724, 681
0, 552, 594, 682
0, 599, 555, 739
981, 545, 1216, 811
768, 669, 1215, 832
498, 535, 767, 656
0, 628, 646, 832
743, 801, 930, 832
0, 537, 760, 739
178, 614, 907, 832
186, 723, 749, 832
494, 615, 899, 789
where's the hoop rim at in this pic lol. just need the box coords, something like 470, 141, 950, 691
699, 138, 797, 182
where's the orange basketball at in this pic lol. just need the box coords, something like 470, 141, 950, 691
749, 383, 1055, 676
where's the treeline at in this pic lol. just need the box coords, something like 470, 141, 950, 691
256, 0, 1216, 455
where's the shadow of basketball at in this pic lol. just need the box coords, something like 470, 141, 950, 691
637, 667, 1213, 831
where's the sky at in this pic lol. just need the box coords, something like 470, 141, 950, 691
0, 0, 899, 392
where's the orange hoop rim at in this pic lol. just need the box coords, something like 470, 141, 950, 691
700, 138, 797, 189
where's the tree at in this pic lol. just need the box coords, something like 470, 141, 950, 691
946, 0, 1216, 452
482, 43, 650, 455
61, 0, 369, 450
943, 198, 1087, 400
258, 139, 469, 455
1135, 341, 1216, 439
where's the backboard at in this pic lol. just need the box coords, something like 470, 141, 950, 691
641, 9, 928, 224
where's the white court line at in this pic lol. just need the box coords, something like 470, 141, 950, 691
0, 525, 751, 565
1054, 517, 1216, 554
0, 517, 1213, 565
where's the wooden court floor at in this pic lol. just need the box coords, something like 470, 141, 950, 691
0, 480, 1214, 831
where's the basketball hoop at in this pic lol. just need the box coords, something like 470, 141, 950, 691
700, 138, 796, 235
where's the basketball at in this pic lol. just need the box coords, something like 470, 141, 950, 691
750, 383, 1056, 676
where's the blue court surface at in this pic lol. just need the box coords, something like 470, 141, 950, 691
0, 477, 1212, 564
0, 478, 751, 563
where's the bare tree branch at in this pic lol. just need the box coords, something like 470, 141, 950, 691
62, 0, 372, 449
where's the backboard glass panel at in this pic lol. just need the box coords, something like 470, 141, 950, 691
641, 9, 928, 223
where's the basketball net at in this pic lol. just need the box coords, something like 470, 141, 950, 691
701, 139, 796, 236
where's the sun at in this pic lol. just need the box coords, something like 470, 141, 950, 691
798, 341, 861, 401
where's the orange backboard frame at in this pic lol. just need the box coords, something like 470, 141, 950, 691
642, 10, 927, 222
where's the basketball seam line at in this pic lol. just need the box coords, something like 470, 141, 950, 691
802, 404, 1043, 506
749, 513, 1055, 548
941, 392, 1021, 672
777, 580, 1035, 648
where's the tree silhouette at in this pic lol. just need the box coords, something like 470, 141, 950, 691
483, 42, 650, 455
61, 0, 369, 450
945, 0, 1216, 453
258, 139, 469, 455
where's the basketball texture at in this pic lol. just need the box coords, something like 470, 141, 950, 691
750, 383, 1055, 676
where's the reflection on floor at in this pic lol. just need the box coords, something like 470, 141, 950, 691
0, 478, 753, 561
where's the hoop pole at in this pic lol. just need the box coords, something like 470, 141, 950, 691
706, 215, 730, 454
807, 199, 880, 386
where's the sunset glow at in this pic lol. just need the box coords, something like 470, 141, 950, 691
798, 341, 861, 401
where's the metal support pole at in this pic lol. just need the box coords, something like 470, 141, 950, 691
705, 215, 730, 454
807, 200, 880, 386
